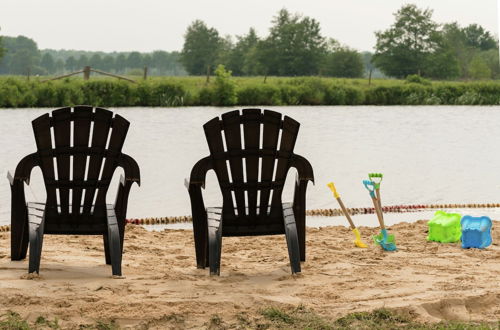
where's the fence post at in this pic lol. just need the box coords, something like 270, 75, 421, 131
83, 66, 91, 80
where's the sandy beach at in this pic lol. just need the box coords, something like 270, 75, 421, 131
0, 220, 499, 328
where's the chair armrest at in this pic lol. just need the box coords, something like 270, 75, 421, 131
7, 153, 39, 186
289, 153, 313, 262
117, 153, 141, 186
187, 156, 212, 269
289, 154, 314, 184
7, 171, 14, 186
9, 153, 39, 260
114, 154, 140, 229
186, 156, 212, 189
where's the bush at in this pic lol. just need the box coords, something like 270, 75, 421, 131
324, 85, 364, 105
213, 65, 237, 106
0, 78, 24, 107
0, 76, 499, 107
365, 86, 405, 105
405, 74, 431, 85
136, 81, 187, 106
236, 84, 280, 105
277, 84, 302, 105
80, 80, 137, 106
196, 87, 214, 106
284, 78, 328, 105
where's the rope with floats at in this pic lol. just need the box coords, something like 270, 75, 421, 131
1, 202, 499, 232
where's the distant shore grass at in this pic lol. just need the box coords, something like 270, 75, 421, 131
1, 75, 500, 108
2, 307, 497, 329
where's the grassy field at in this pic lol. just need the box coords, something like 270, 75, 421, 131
1, 75, 500, 107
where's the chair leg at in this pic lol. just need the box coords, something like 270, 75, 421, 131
190, 193, 208, 269
193, 215, 208, 269
11, 212, 29, 261
103, 234, 111, 265
28, 214, 45, 274
282, 203, 301, 274
293, 175, 309, 262
106, 206, 122, 276
207, 208, 222, 276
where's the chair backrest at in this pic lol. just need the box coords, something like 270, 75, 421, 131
204, 109, 300, 222
32, 106, 130, 219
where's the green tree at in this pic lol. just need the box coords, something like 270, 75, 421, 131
479, 49, 500, 79
440, 23, 475, 78
258, 9, 326, 76
10, 49, 39, 75
322, 46, 364, 78
54, 58, 65, 73
151, 50, 169, 74
126, 51, 143, 69
441, 22, 498, 79
1, 36, 41, 75
373, 4, 439, 78
462, 24, 497, 51
101, 55, 115, 72
142, 53, 152, 69
78, 54, 89, 68
423, 48, 460, 79
0, 28, 4, 61
90, 54, 103, 70
216, 35, 234, 71
181, 20, 222, 80
40, 53, 55, 74
468, 54, 491, 79
227, 28, 260, 76
168, 51, 187, 75
65, 56, 77, 71
115, 53, 127, 73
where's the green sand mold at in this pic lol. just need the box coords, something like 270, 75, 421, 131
427, 210, 462, 243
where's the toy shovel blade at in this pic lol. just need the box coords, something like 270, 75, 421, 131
373, 229, 397, 251
353, 228, 368, 248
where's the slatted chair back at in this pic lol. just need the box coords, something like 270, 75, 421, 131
203, 109, 300, 233
32, 106, 130, 227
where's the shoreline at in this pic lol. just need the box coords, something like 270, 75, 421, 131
1, 77, 500, 108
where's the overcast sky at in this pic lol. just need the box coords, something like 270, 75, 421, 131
0, 0, 497, 53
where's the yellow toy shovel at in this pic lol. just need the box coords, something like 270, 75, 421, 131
327, 182, 368, 248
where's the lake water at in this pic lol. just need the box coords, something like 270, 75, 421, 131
2, 106, 500, 228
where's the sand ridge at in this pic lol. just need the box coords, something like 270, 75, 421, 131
0, 220, 498, 328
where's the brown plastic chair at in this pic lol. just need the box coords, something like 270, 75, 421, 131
186, 109, 314, 275
8, 106, 140, 276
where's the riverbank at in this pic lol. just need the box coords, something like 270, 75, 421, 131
1, 76, 500, 108
0, 220, 498, 328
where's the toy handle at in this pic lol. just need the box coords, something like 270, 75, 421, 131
363, 180, 376, 198
327, 182, 340, 198
368, 173, 383, 189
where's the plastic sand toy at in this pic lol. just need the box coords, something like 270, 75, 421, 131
373, 229, 396, 248
461, 215, 492, 249
363, 178, 396, 251
327, 182, 368, 248
427, 211, 462, 243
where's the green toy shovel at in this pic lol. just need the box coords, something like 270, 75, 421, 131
363, 179, 396, 251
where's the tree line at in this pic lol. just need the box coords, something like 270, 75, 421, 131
180, 6, 499, 80
0, 35, 186, 76
181, 9, 365, 79
373, 4, 499, 79
0, 4, 498, 80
